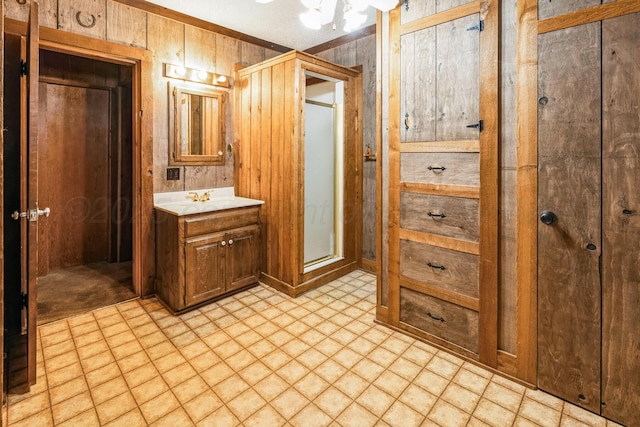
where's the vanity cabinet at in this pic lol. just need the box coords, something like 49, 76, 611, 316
155, 205, 261, 313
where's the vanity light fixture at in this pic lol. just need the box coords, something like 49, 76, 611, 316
164, 63, 231, 88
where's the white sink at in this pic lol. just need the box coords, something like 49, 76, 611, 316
154, 188, 264, 216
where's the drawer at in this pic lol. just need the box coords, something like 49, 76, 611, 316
400, 192, 479, 242
401, 153, 479, 187
400, 287, 478, 353
400, 239, 478, 298
183, 206, 260, 237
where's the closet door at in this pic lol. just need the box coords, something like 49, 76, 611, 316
601, 12, 640, 426
537, 23, 602, 412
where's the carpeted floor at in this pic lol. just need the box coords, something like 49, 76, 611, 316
37, 261, 136, 325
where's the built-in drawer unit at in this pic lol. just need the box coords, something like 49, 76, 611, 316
400, 192, 479, 242
400, 239, 479, 298
400, 287, 479, 353
400, 153, 479, 186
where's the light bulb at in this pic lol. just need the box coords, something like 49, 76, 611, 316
196, 70, 209, 81
368, 0, 398, 12
175, 67, 187, 77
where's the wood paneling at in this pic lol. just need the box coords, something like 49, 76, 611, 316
538, 0, 640, 34
106, 0, 147, 48
1, 0, 5, 405
515, 0, 538, 385
537, 23, 602, 412
58, 0, 107, 39
236, 52, 362, 295
601, 12, 640, 426
3, 0, 58, 28
38, 84, 110, 271
537, 0, 600, 20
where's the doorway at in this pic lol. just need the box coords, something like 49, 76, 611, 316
35, 50, 135, 324
303, 71, 345, 273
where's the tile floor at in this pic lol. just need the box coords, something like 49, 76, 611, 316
4, 271, 620, 426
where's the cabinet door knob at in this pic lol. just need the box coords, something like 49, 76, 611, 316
228, 239, 234, 246
221, 241, 226, 246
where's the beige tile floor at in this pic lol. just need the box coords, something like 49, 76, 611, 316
4, 270, 621, 426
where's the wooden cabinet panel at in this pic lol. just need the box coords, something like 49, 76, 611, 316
400, 192, 479, 242
400, 287, 478, 353
58, 0, 107, 39
400, 239, 478, 298
400, 153, 479, 186
185, 233, 225, 305
226, 225, 260, 292
436, 13, 480, 141
537, 23, 602, 413
184, 206, 260, 237
401, 28, 436, 142
401, 1, 435, 25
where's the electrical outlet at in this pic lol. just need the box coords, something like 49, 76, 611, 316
167, 168, 180, 181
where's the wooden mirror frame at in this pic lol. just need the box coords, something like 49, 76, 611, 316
169, 81, 226, 166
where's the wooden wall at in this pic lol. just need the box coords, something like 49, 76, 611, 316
311, 34, 377, 267
3, 0, 283, 194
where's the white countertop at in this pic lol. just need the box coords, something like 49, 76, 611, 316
154, 187, 264, 216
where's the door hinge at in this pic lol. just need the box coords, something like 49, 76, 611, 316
466, 120, 484, 132
21, 292, 28, 308
404, 0, 409, 11
467, 20, 485, 32
19, 60, 27, 77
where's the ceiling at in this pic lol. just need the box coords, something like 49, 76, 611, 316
146, 0, 377, 51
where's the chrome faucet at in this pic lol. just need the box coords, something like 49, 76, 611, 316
200, 191, 210, 201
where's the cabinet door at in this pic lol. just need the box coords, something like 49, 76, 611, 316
226, 225, 260, 292
185, 233, 225, 306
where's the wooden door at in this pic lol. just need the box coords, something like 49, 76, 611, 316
537, 22, 602, 412
19, 1, 41, 388
227, 225, 260, 292
185, 233, 225, 306
600, 12, 640, 426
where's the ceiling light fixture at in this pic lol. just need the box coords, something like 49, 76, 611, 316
297, 0, 398, 32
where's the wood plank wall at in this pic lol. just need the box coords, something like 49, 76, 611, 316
311, 35, 378, 269
3, 0, 283, 194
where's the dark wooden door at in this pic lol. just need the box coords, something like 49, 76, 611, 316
21, 0, 40, 388
600, 13, 640, 427
537, 22, 602, 413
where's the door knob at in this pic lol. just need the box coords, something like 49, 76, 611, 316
540, 210, 557, 225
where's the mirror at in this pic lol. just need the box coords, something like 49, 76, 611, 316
169, 82, 226, 165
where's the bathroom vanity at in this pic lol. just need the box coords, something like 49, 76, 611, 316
154, 188, 264, 313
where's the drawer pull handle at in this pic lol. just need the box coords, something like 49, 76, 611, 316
623, 209, 634, 215
427, 212, 447, 219
221, 241, 226, 246
228, 239, 234, 246
427, 262, 446, 271
405, 113, 411, 131
427, 312, 446, 323
427, 165, 446, 172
